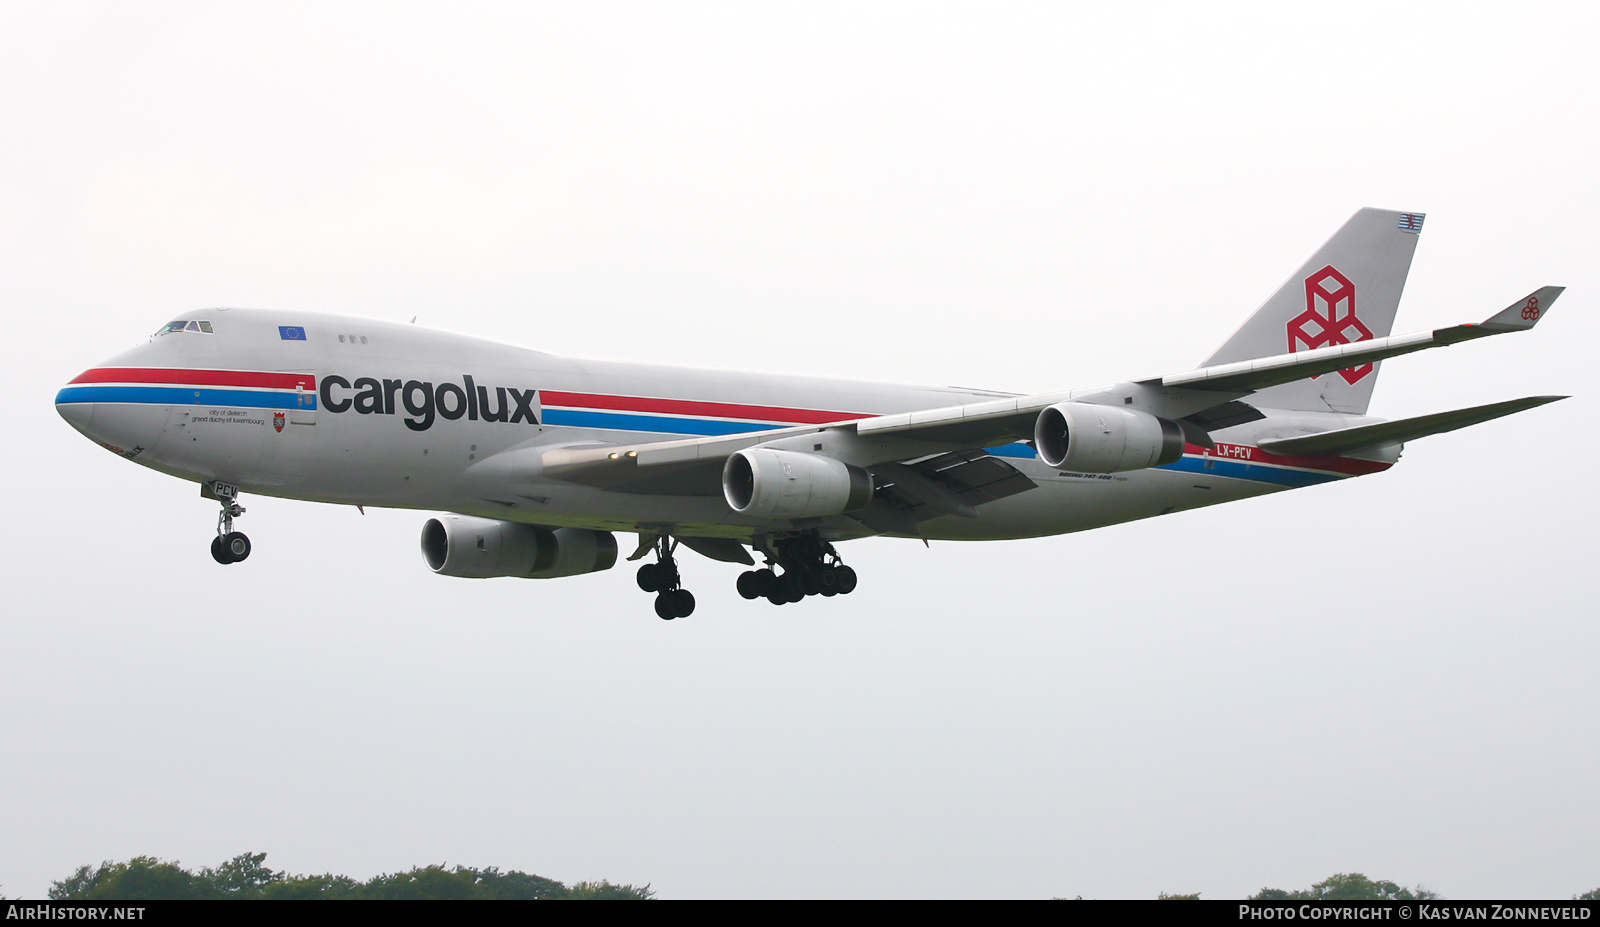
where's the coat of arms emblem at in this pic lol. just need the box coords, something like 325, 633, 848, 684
273, 412, 286, 433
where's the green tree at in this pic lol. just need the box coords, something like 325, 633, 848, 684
201, 852, 280, 898
458, 866, 566, 900
355, 865, 487, 901
48, 866, 97, 899
1158, 892, 1202, 900
1576, 887, 1600, 901
556, 880, 655, 900
49, 853, 649, 900
257, 873, 360, 900
1250, 873, 1437, 901
49, 857, 218, 901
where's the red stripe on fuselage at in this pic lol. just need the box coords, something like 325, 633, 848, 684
1187, 442, 1391, 476
70, 368, 315, 391
538, 391, 869, 425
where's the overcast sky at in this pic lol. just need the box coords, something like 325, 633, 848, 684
3, 1, 1596, 900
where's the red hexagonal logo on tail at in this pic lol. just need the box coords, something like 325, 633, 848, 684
1286, 264, 1374, 385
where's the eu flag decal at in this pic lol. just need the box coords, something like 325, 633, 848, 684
278, 326, 307, 341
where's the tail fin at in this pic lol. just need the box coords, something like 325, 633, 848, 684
1203, 207, 1424, 414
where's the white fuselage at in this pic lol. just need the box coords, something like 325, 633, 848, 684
56, 309, 1388, 545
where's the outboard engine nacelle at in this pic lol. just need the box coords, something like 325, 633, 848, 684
722, 448, 874, 519
421, 516, 618, 578
1034, 402, 1185, 473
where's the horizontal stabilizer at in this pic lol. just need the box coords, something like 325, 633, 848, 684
1256, 396, 1567, 456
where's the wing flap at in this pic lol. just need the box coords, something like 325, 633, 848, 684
850, 449, 1038, 532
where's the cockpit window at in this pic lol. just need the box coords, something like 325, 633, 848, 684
155, 320, 215, 336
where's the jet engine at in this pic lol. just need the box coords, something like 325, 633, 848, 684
1033, 402, 1185, 473
421, 516, 618, 579
722, 448, 874, 519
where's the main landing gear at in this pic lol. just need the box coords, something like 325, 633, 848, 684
209, 482, 252, 565
636, 534, 696, 620
736, 533, 857, 607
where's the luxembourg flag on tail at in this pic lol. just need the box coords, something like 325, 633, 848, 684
1397, 212, 1425, 233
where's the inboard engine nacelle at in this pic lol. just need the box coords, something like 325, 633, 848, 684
1034, 402, 1185, 473
723, 448, 874, 519
421, 515, 618, 578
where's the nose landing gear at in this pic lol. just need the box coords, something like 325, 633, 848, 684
208, 481, 251, 565
737, 533, 857, 607
635, 534, 695, 620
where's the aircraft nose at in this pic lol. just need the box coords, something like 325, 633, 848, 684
56, 383, 95, 432
57, 372, 168, 458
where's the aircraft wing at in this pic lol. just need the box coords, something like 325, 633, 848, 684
1160, 286, 1564, 393
539, 286, 1562, 497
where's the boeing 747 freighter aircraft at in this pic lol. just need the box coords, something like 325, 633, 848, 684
56, 209, 1565, 619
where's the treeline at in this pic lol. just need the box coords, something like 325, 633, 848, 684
1159, 873, 1600, 901
33, 860, 1600, 900
1252, 873, 1437, 901
47, 852, 651, 900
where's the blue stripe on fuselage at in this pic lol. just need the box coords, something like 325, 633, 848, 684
1156, 454, 1340, 487
540, 408, 788, 436
978, 443, 1337, 486
54, 385, 317, 410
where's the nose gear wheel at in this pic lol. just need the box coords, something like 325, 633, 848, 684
209, 482, 251, 565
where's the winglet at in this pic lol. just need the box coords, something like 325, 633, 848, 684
1479, 286, 1564, 332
